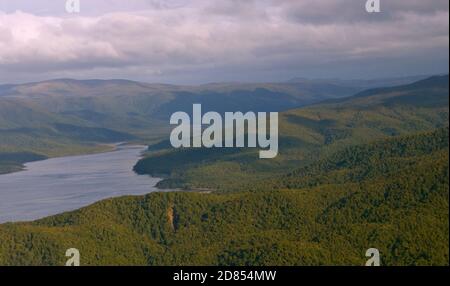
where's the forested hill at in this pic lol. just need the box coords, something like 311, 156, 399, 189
1, 77, 399, 174
323, 74, 449, 107
258, 127, 449, 190
0, 75, 448, 266
134, 75, 449, 191
0, 128, 447, 265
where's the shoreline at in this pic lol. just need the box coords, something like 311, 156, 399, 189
0, 187, 211, 225
0, 143, 122, 176
0, 142, 166, 224
0, 141, 212, 225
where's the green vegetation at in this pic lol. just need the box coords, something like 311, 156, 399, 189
0, 128, 447, 265
0, 152, 47, 174
0, 75, 448, 266
1, 77, 376, 174
135, 75, 449, 191
0, 133, 115, 174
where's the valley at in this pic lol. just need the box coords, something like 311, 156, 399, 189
2, 77, 418, 175
0, 127, 447, 265
0, 145, 163, 223
0, 75, 448, 266
1, 0, 448, 270
134, 75, 449, 191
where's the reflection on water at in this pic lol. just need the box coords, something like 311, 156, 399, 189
0, 145, 161, 223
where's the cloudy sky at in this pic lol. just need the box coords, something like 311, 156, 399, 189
0, 0, 448, 84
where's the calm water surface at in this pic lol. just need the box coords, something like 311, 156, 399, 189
0, 145, 162, 223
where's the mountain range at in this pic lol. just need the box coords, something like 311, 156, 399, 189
0, 75, 448, 266
134, 75, 449, 190
0, 75, 428, 174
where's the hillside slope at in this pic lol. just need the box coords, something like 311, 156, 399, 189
0, 128, 447, 266
0, 78, 380, 174
134, 75, 449, 190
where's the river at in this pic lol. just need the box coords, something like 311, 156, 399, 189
0, 145, 162, 223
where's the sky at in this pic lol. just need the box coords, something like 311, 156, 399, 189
0, 0, 448, 84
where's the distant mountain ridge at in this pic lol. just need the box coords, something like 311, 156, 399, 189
0, 74, 448, 266
0, 75, 399, 174
0, 74, 447, 175
134, 74, 449, 190
320, 75, 449, 108
0, 75, 430, 97
287, 74, 431, 87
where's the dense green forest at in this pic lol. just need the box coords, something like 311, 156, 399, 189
134, 75, 449, 191
0, 77, 387, 175
0, 76, 442, 175
0, 75, 448, 265
0, 128, 448, 265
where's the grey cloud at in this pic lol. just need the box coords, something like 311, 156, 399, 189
0, 0, 448, 84
0, 0, 189, 16
281, 0, 449, 24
